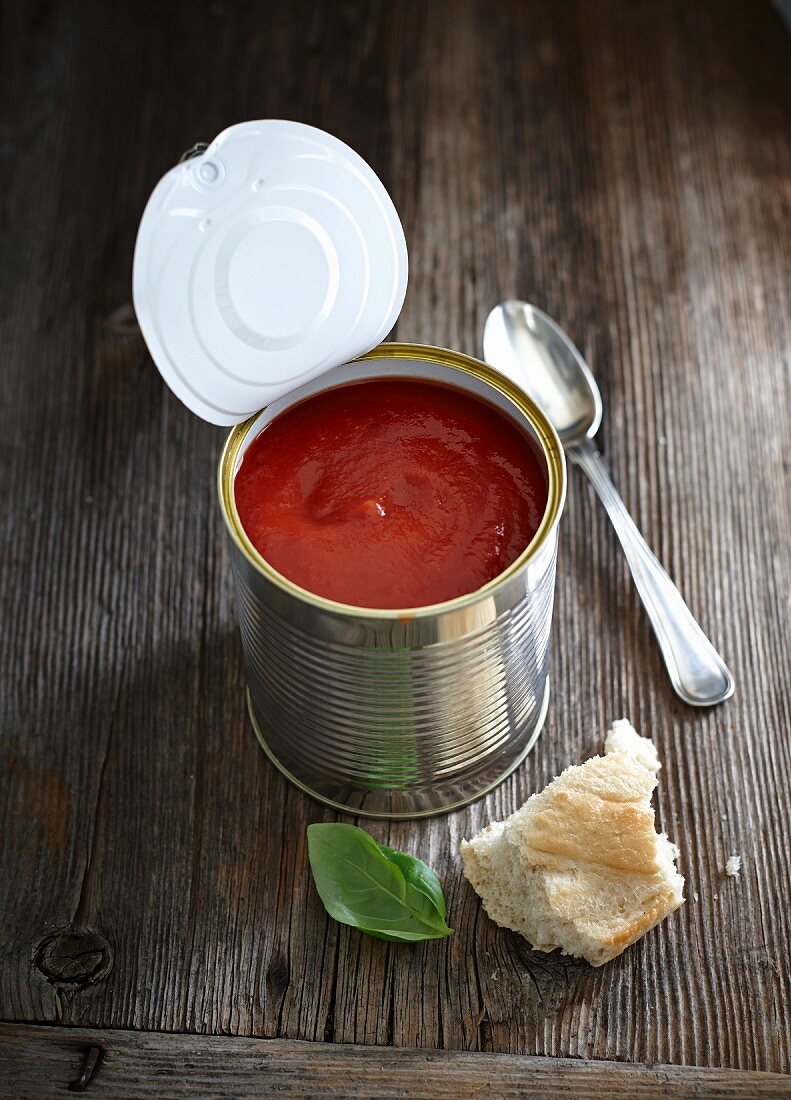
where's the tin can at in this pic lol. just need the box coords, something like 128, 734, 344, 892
218, 343, 565, 818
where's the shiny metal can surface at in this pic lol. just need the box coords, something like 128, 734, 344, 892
218, 343, 566, 818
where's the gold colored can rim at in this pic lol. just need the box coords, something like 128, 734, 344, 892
218, 342, 566, 620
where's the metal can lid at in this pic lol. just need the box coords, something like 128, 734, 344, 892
132, 120, 408, 425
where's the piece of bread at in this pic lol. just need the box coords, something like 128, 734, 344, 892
460, 720, 684, 966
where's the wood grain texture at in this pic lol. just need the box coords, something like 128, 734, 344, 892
1, 0, 789, 1075
2, 1025, 790, 1100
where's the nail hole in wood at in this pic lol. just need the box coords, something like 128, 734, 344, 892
68, 1045, 102, 1092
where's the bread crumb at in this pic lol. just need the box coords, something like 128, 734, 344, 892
725, 855, 742, 877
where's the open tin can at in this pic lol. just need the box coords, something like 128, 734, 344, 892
219, 344, 564, 817
134, 121, 565, 818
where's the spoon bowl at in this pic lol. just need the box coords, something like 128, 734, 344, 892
484, 301, 602, 446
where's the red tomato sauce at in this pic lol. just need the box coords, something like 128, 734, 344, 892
234, 378, 548, 608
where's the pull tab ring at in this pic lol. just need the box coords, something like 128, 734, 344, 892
179, 142, 209, 163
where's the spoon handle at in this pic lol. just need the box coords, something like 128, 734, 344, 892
568, 439, 734, 706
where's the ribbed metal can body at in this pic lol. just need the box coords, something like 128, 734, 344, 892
218, 344, 566, 818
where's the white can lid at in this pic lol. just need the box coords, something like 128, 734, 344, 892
133, 120, 408, 425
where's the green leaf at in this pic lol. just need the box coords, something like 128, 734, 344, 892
377, 844, 448, 922
307, 823, 452, 942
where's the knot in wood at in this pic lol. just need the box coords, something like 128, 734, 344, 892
34, 929, 112, 987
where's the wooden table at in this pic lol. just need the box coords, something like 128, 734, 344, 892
2, 1, 789, 1095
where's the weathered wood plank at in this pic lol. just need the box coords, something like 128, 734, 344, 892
2, 1025, 790, 1099
0, 0, 789, 1073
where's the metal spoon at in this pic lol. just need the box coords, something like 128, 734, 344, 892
484, 300, 734, 706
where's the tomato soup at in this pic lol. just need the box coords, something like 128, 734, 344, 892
234, 378, 548, 608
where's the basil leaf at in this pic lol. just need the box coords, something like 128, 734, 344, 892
307, 823, 452, 942
357, 926, 436, 943
377, 845, 448, 922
